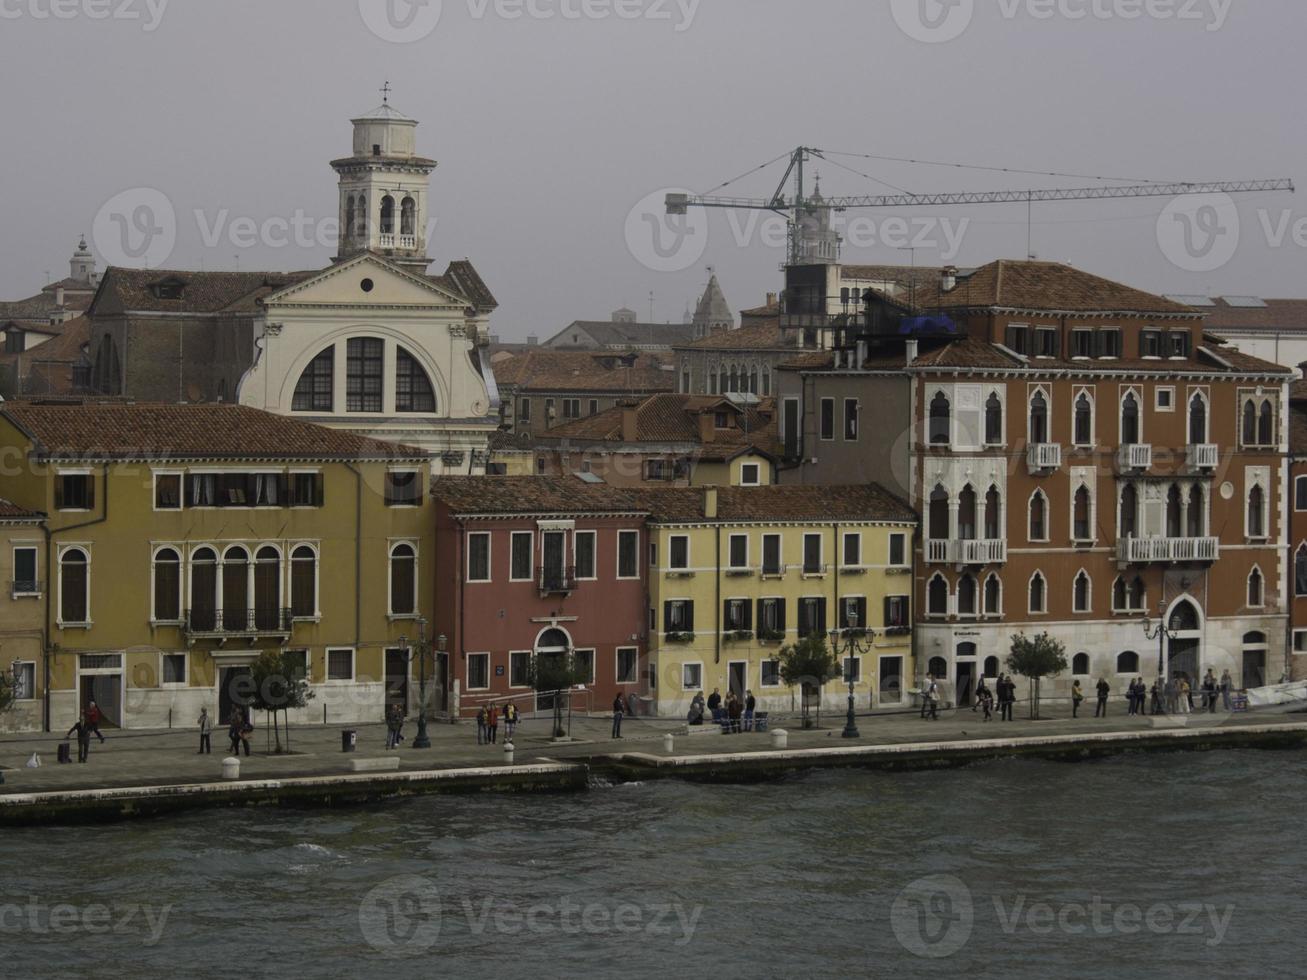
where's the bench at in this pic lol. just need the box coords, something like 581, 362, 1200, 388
348, 757, 401, 773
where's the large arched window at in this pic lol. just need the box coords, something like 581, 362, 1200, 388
928, 485, 949, 541
291, 545, 317, 620
1259, 400, 1275, 446
345, 194, 356, 242
254, 546, 282, 631
929, 392, 951, 445
927, 575, 949, 617
380, 194, 396, 235
985, 392, 1003, 445
59, 547, 89, 625
222, 546, 249, 632
400, 196, 417, 237
153, 547, 181, 622
1119, 484, 1138, 538
1073, 653, 1090, 675
1187, 485, 1205, 538
1248, 484, 1266, 539
1297, 545, 1307, 597
1242, 399, 1258, 446
395, 347, 437, 413
1189, 392, 1208, 445
1117, 651, 1140, 674
1073, 485, 1092, 541
1074, 392, 1093, 446
984, 486, 1002, 540
983, 656, 1000, 678
1028, 390, 1049, 444
983, 574, 1002, 616
1167, 484, 1183, 538
1029, 490, 1048, 542
1073, 570, 1091, 613
390, 542, 417, 616
928, 657, 948, 679
191, 547, 218, 631
1121, 391, 1141, 445
958, 485, 978, 540
292, 347, 334, 413
957, 575, 978, 617
1029, 572, 1047, 614
1248, 567, 1265, 608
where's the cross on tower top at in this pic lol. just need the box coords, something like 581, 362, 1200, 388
380, 80, 392, 104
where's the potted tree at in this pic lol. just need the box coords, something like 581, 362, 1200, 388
1006, 632, 1069, 720
249, 650, 315, 753
779, 634, 842, 730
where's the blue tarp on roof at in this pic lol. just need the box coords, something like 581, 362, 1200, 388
899, 316, 958, 336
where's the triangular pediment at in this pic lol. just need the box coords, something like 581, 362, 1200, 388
262, 253, 468, 308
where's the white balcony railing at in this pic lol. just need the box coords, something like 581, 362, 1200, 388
926, 539, 1008, 565
378, 233, 419, 249
1118, 444, 1153, 470
1027, 443, 1063, 474
378, 233, 395, 248
1118, 537, 1220, 564
1188, 444, 1219, 470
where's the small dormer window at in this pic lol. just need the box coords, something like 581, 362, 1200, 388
715, 411, 730, 429
372, 144, 382, 156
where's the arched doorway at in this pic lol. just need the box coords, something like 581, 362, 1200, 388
1242, 632, 1268, 690
955, 642, 978, 707
534, 627, 573, 716
1165, 598, 1203, 687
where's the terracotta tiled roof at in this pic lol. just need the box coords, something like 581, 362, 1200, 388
677, 320, 793, 352
436, 260, 498, 312
739, 301, 781, 318
0, 316, 92, 397
1200, 298, 1307, 333
777, 351, 836, 371
912, 335, 1021, 369
431, 476, 645, 515
0, 498, 43, 522
911, 260, 1196, 315
91, 267, 320, 315
841, 264, 942, 290
543, 320, 698, 349
538, 393, 778, 452
0, 402, 426, 461
629, 483, 917, 524
492, 350, 675, 394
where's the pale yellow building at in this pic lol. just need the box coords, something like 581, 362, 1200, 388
0, 402, 437, 732
0, 500, 46, 732
634, 485, 918, 720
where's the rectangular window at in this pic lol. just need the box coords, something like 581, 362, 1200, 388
467, 653, 490, 691
573, 649, 595, 685
820, 398, 835, 441
884, 595, 910, 628
56, 473, 93, 511
589, 399, 599, 417
724, 598, 752, 631
1140, 331, 1161, 357
889, 533, 907, 568
757, 598, 786, 636
467, 532, 491, 583
12, 547, 38, 594
1098, 329, 1122, 359
510, 532, 533, 581
1170, 332, 1191, 358
290, 472, 323, 507
739, 463, 761, 487
283, 650, 308, 682
844, 399, 859, 440
839, 596, 867, 630
1035, 327, 1059, 358
803, 534, 823, 574
669, 536, 689, 570
761, 660, 781, 687
563, 398, 581, 419
1071, 329, 1093, 359
575, 531, 597, 580
798, 597, 827, 638
762, 534, 782, 575
1155, 387, 1175, 412
154, 473, 181, 510
510, 651, 531, 688
617, 531, 639, 579
162, 653, 186, 686
385, 470, 422, 507
616, 648, 638, 684
1295, 631, 1307, 654
1004, 325, 1029, 355
1296, 477, 1307, 512
682, 662, 702, 690
327, 648, 355, 681
545, 398, 556, 422
520, 399, 532, 422
12, 662, 34, 700
346, 338, 384, 413
843, 533, 861, 568
728, 534, 748, 570
664, 600, 694, 632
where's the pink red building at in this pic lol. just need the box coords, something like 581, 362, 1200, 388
432, 477, 650, 718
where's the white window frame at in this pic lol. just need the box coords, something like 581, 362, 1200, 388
1293, 629, 1307, 654
152, 470, 184, 511
573, 648, 596, 686
1296, 475, 1307, 513
11, 661, 35, 700
1120, 387, 1145, 444
760, 658, 782, 688
387, 540, 419, 619
466, 652, 491, 692
1245, 469, 1271, 542
983, 386, 1006, 447
1026, 384, 1052, 445
842, 532, 862, 569
1028, 571, 1048, 616
1247, 565, 1266, 609
160, 652, 188, 688
150, 544, 184, 625
288, 542, 322, 621
509, 531, 534, 583
574, 530, 598, 581
926, 573, 950, 619
466, 531, 492, 583
802, 532, 824, 574
56, 543, 91, 628
982, 573, 1003, 618
11, 544, 40, 596
681, 661, 703, 691
739, 462, 761, 487
1028, 489, 1050, 543
1072, 387, 1096, 448
56, 468, 94, 513
508, 651, 533, 689
385, 468, 423, 508
727, 533, 750, 570
1070, 477, 1096, 544
617, 530, 640, 580
761, 533, 783, 576
325, 647, 356, 683
668, 535, 690, 571
1155, 386, 1176, 413
616, 647, 639, 685
888, 532, 908, 569
1072, 569, 1092, 614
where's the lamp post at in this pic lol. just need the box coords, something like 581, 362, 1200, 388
829, 611, 875, 739
399, 618, 445, 750
1142, 603, 1180, 712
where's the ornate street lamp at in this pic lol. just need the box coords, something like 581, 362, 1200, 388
1142, 603, 1181, 708
398, 618, 446, 750
829, 611, 875, 739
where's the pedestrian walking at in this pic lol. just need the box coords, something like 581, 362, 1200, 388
1072, 680, 1085, 719
743, 690, 756, 732
504, 702, 518, 742
476, 705, 487, 745
925, 677, 940, 721
974, 676, 989, 713
197, 707, 212, 755
1000, 675, 1015, 722
1220, 670, 1233, 711
1177, 677, 1192, 714
727, 692, 744, 733
85, 700, 106, 743
1095, 677, 1110, 718
611, 694, 625, 739
385, 704, 402, 749
920, 674, 934, 720
66, 712, 92, 763
979, 685, 994, 721
487, 705, 499, 744
1150, 682, 1163, 716
238, 710, 253, 757
1203, 671, 1218, 713
228, 709, 244, 755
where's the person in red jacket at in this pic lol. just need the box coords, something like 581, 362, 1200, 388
85, 701, 106, 743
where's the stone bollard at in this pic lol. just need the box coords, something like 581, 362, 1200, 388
503, 742, 514, 765
771, 729, 788, 750
663, 733, 675, 754
222, 757, 241, 780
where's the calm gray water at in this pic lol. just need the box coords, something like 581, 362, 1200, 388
1, 749, 1301, 978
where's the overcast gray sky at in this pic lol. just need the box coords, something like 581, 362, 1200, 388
1, 0, 1303, 339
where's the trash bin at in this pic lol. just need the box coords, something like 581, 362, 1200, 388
222, 757, 241, 780
342, 729, 357, 753
57, 742, 72, 764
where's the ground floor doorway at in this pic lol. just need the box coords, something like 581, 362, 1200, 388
79, 674, 121, 728
956, 661, 976, 708
218, 665, 254, 726
878, 656, 903, 706
385, 649, 410, 712
728, 661, 747, 702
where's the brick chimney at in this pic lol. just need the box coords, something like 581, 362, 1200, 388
766, 292, 778, 307
697, 410, 717, 445
941, 266, 958, 292
621, 400, 640, 442
703, 487, 718, 519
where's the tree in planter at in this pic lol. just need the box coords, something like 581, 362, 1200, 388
0, 672, 15, 716
249, 650, 315, 753
526, 651, 590, 740
778, 634, 842, 729
1006, 632, 1069, 720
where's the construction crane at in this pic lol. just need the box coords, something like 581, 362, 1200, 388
666, 146, 1295, 265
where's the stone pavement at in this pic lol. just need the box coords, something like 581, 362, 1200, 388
0, 700, 1296, 797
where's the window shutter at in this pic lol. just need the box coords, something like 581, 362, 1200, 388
884, 595, 893, 626
53, 477, 63, 510
314, 474, 325, 507
777, 599, 787, 632
743, 601, 753, 630
277, 473, 289, 506
85, 475, 95, 511
685, 602, 694, 632
663, 603, 673, 633
817, 598, 827, 635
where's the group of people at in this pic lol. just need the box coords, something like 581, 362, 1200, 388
969, 675, 1017, 722
474, 702, 519, 744
1071, 668, 1236, 718
62, 700, 107, 763
687, 688, 757, 733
